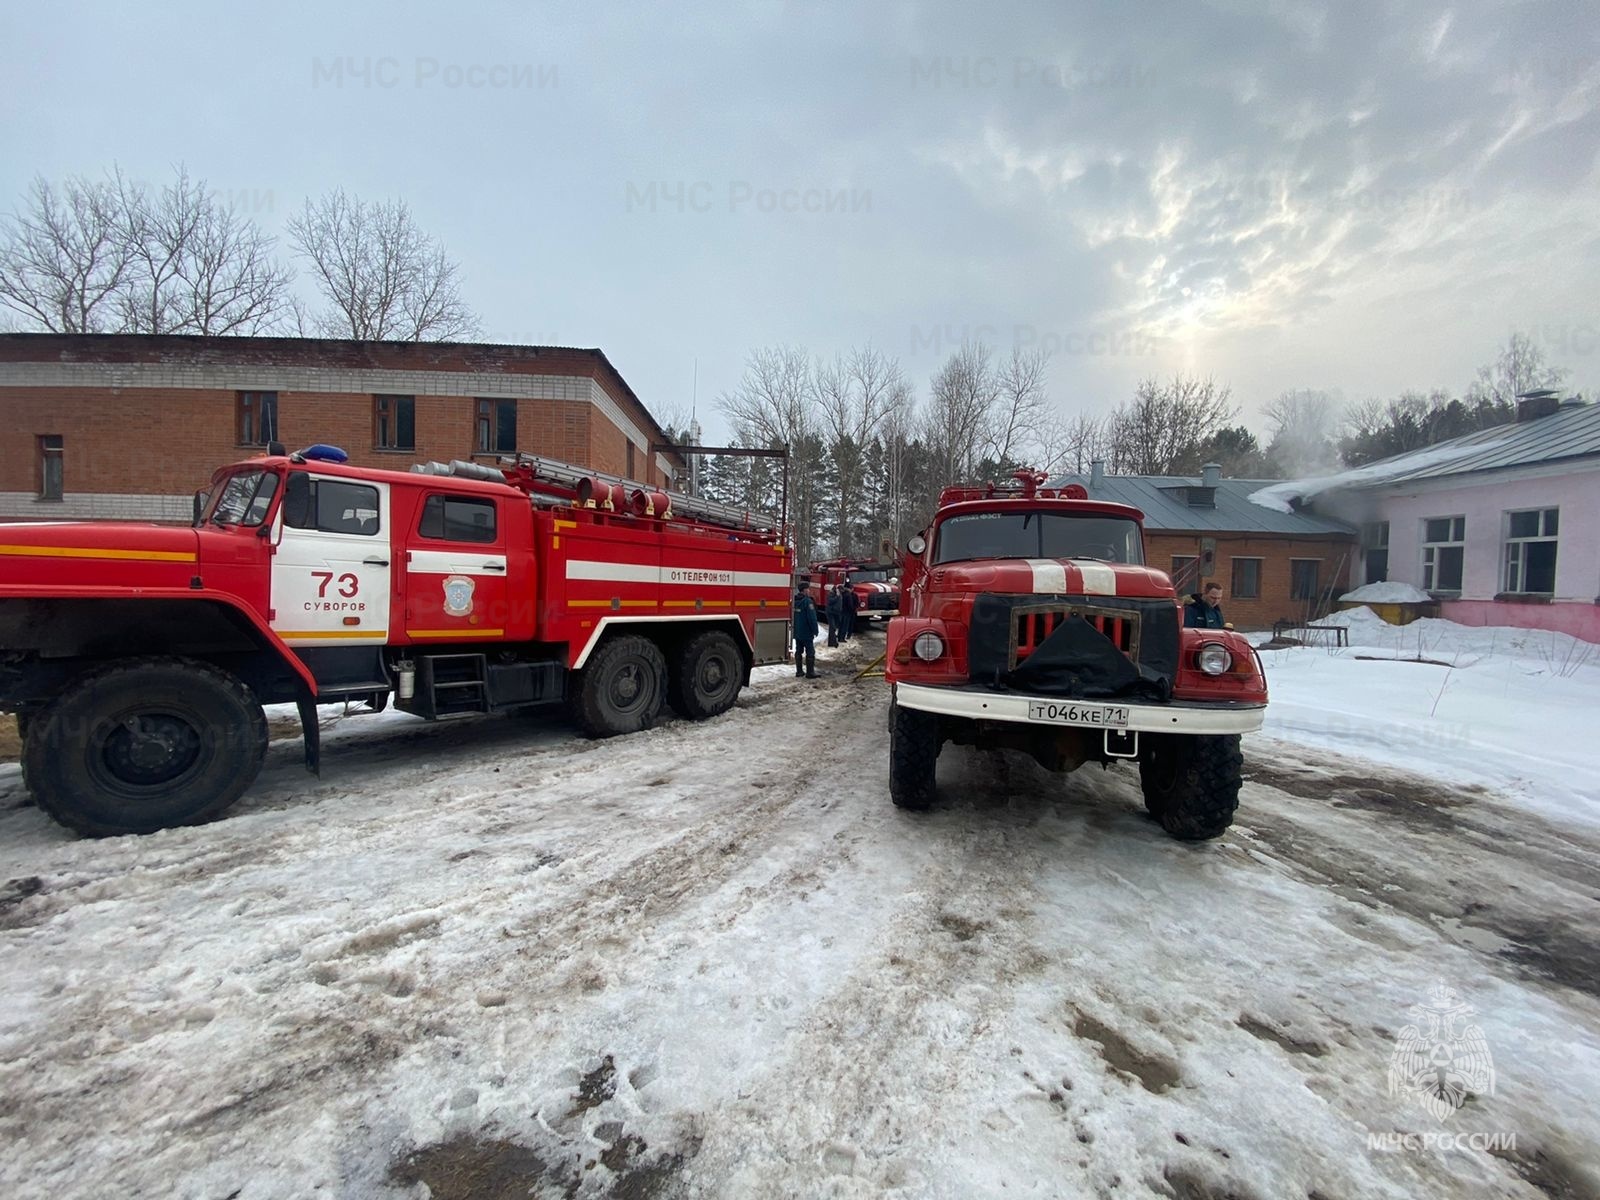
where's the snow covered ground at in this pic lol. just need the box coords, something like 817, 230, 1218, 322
1, 624, 1598, 1199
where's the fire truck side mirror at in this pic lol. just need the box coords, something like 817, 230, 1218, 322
282, 472, 313, 529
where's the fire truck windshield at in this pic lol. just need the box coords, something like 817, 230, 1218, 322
934, 511, 1144, 565
847, 567, 891, 583
207, 470, 279, 528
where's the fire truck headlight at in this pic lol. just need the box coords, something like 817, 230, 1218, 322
1198, 643, 1232, 676
912, 631, 945, 662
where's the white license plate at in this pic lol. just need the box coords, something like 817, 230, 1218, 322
1026, 701, 1130, 728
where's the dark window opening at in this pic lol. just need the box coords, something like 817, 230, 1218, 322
1290, 559, 1321, 601
237, 391, 278, 446
1422, 516, 1466, 592
38, 434, 63, 500
476, 398, 517, 454
375, 394, 415, 451
1230, 557, 1261, 599
418, 494, 498, 543
1504, 508, 1559, 593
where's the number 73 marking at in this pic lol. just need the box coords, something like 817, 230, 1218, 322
312, 570, 360, 598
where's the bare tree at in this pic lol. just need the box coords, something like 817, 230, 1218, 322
815, 344, 911, 556
717, 345, 823, 560
289, 190, 479, 340
0, 174, 132, 332
1468, 332, 1567, 409
1034, 409, 1110, 476
115, 167, 291, 335
1263, 388, 1345, 477
924, 340, 999, 492
984, 345, 1049, 468
1108, 375, 1235, 475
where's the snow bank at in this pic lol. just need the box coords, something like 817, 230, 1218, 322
1247, 439, 1502, 511
1253, 613, 1600, 827
1338, 581, 1432, 603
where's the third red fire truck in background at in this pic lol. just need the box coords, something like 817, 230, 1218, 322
802, 557, 901, 628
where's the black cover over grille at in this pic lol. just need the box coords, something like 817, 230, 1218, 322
967, 593, 1179, 701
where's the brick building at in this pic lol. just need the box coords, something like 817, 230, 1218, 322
1052, 463, 1359, 630
0, 334, 683, 522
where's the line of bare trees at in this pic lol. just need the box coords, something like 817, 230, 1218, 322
0, 166, 478, 340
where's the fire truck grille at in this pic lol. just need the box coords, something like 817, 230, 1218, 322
1013, 604, 1137, 666
866, 593, 898, 611
966, 593, 1180, 700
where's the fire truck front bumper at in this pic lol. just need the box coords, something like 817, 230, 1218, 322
893, 683, 1266, 736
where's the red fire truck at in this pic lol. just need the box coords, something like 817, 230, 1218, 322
802, 557, 901, 627
884, 471, 1267, 840
0, 446, 793, 836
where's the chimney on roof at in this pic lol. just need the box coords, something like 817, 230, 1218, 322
1201, 462, 1221, 488
1516, 389, 1561, 422
1089, 460, 1105, 489
1558, 394, 1589, 409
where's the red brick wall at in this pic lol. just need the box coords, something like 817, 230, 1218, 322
1147, 531, 1356, 630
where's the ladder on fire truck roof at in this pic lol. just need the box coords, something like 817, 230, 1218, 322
411, 451, 783, 538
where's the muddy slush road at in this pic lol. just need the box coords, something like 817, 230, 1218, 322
1, 647, 1597, 1200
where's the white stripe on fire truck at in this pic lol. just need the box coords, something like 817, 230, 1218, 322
565, 560, 789, 589
1025, 560, 1068, 593
1075, 561, 1117, 595
407, 549, 508, 575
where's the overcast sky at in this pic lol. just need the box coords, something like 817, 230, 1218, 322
3, 0, 1597, 440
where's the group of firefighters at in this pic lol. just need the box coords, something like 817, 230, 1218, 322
789, 578, 861, 678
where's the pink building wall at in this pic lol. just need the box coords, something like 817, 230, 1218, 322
1328, 464, 1600, 643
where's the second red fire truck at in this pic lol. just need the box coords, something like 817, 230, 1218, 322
0, 446, 793, 837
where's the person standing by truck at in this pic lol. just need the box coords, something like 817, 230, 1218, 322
825, 578, 843, 647
793, 579, 820, 678
1185, 582, 1227, 628
840, 579, 860, 642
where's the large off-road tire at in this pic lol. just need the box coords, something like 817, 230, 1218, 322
668, 629, 744, 721
24, 658, 268, 838
889, 700, 941, 812
1138, 733, 1243, 841
574, 635, 667, 737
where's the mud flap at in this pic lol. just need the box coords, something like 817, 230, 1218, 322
297, 691, 321, 776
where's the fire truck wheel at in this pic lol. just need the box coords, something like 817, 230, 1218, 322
669, 629, 744, 721
1138, 733, 1242, 841
24, 658, 268, 838
575, 636, 667, 737
889, 701, 940, 811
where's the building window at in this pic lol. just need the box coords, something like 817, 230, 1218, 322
626, 442, 637, 480
419, 494, 498, 543
476, 398, 517, 454
1290, 559, 1321, 601
1421, 516, 1465, 592
1230, 557, 1262, 599
237, 391, 278, 446
1170, 554, 1199, 590
1362, 521, 1389, 583
1504, 508, 1558, 594
374, 395, 415, 451
38, 435, 64, 500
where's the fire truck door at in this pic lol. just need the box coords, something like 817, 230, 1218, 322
402, 492, 512, 640
269, 474, 393, 647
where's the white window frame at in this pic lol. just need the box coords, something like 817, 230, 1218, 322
1421, 515, 1465, 593
1503, 507, 1559, 595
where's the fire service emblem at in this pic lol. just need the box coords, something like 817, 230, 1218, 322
442, 575, 476, 617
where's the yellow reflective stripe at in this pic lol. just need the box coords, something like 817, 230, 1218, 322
0, 544, 197, 563
405, 628, 507, 638
274, 630, 389, 640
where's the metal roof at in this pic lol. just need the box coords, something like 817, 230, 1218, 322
1339, 400, 1600, 485
1048, 472, 1358, 535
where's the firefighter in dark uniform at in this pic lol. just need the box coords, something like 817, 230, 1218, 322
793, 579, 819, 677
1185, 581, 1226, 628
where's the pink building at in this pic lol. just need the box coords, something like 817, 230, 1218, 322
1259, 396, 1600, 643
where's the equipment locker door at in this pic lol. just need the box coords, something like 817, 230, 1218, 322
269, 474, 393, 647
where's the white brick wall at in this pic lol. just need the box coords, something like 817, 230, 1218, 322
0, 492, 192, 522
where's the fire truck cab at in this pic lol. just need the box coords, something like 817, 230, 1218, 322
0, 446, 792, 837
884, 471, 1267, 840
803, 557, 900, 626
